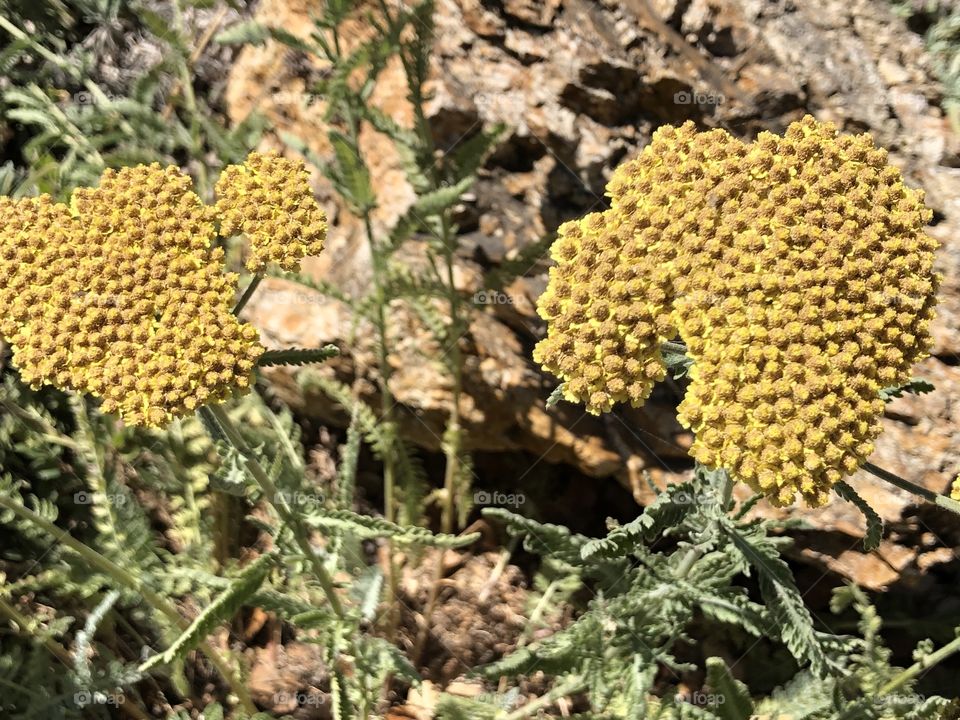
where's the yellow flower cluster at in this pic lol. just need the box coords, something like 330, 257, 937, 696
0, 154, 328, 427
535, 116, 939, 506
0, 164, 263, 426
215, 152, 327, 272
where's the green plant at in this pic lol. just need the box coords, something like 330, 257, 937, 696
429, 465, 960, 718
215, 0, 505, 649
0, 150, 477, 716
0, 0, 264, 197
2, 2, 960, 719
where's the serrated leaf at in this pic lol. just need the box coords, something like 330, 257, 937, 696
209, 441, 248, 496
691, 589, 767, 637
482, 507, 590, 567
326, 131, 375, 211
139, 554, 273, 672
879, 378, 935, 401
412, 175, 475, 217
350, 565, 384, 622
257, 346, 340, 367
833, 481, 883, 551
545, 384, 566, 409
448, 124, 506, 180
265, 27, 316, 55
304, 507, 479, 548
214, 20, 271, 46
723, 523, 831, 677
581, 484, 695, 560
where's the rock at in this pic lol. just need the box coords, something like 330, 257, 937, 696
501, 0, 561, 28
460, 0, 504, 38
396, 550, 529, 683
248, 642, 330, 719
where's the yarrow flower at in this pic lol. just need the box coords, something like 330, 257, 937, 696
535, 116, 939, 507
0, 154, 327, 427
215, 152, 327, 272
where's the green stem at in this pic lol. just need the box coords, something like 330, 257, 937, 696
171, 0, 209, 196
387, 0, 466, 545
362, 208, 401, 640
232, 273, 263, 316
878, 631, 960, 694
863, 462, 960, 516
204, 405, 345, 618
327, 14, 400, 637
0, 492, 255, 714
518, 578, 558, 648
439, 234, 462, 535
718, 467, 733, 510
675, 544, 704, 580
364, 213, 398, 526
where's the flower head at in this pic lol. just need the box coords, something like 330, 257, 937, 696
535, 116, 939, 506
0, 159, 319, 427
215, 152, 327, 272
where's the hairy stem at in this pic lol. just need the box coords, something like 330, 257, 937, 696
864, 461, 960, 516
325, 14, 402, 638
878, 630, 960, 695
232, 273, 263, 316
204, 404, 345, 618
170, 0, 209, 196
439, 212, 464, 537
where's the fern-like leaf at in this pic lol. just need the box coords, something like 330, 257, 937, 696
723, 522, 831, 678
303, 507, 479, 548
257, 345, 340, 367
834, 481, 883, 552
139, 554, 273, 672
